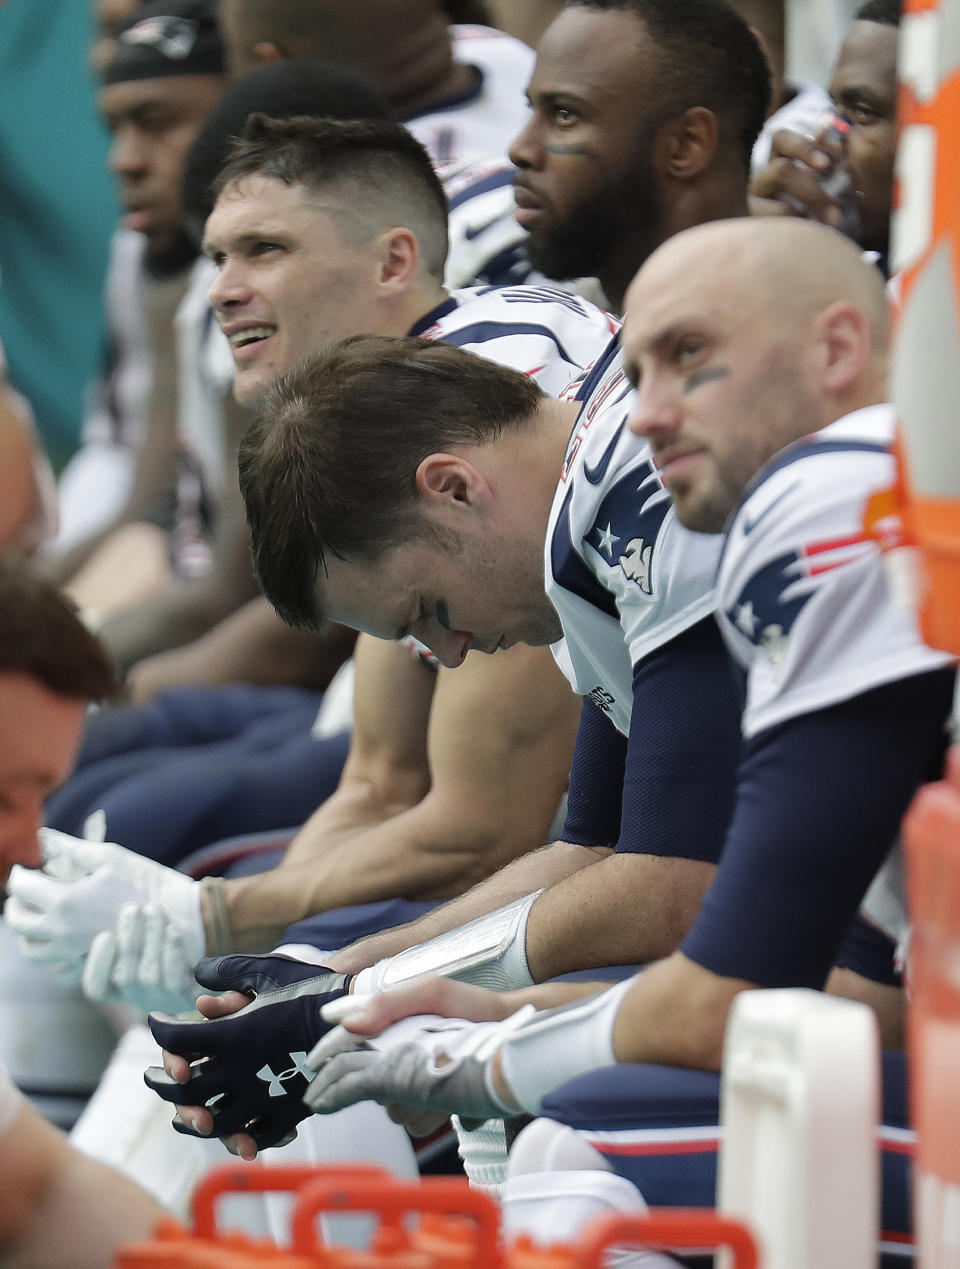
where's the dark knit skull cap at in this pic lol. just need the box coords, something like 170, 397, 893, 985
102, 0, 224, 85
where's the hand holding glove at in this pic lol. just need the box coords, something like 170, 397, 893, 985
4, 828, 203, 978
303, 1006, 533, 1128
83, 902, 202, 1015
144, 953, 349, 1153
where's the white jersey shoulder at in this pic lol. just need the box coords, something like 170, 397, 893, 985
718, 403, 951, 738
545, 342, 721, 734
405, 25, 533, 170
422, 285, 617, 395
442, 156, 531, 290
81, 228, 152, 449
171, 255, 235, 581
52, 229, 151, 552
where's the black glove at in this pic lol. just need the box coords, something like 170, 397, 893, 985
144, 953, 347, 1149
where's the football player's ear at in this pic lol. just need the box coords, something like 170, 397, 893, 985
250, 40, 286, 66
656, 108, 719, 182
376, 227, 420, 294
415, 454, 493, 511
814, 301, 873, 395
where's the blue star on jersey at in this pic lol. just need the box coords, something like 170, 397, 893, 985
587, 459, 671, 598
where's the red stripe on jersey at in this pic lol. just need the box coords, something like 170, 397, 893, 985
880, 1231, 914, 1245
804, 531, 870, 557
878, 1137, 914, 1157
524, 364, 546, 378
586, 1137, 721, 1157
802, 531, 871, 576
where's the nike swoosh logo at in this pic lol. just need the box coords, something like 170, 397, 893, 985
464, 215, 504, 241
582, 423, 624, 485
740, 481, 799, 534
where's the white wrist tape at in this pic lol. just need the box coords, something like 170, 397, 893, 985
352, 890, 545, 995
499, 977, 636, 1115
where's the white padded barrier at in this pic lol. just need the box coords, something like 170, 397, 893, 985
717, 987, 880, 1269
0, 920, 118, 1127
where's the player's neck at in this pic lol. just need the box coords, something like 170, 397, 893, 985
360, 21, 474, 116
601, 191, 751, 313
540, 398, 584, 471
492, 399, 579, 515
387, 280, 452, 338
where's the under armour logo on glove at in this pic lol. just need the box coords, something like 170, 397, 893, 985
144, 952, 348, 1150
257, 1052, 313, 1097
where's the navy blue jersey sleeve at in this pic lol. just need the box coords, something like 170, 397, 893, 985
681, 667, 954, 988
561, 697, 627, 847
563, 616, 743, 858
617, 616, 743, 861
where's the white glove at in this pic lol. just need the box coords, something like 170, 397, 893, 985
83, 902, 202, 1015
304, 1007, 534, 1127
4, 828, 203, 979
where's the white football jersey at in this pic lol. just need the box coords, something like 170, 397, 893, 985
717, 403, 952, 740
442, 156, 530, 290
52, 229, 151, 552
170, 256, 236, 580
414, 283, 618, 396
406, 25, 533, 171
545, 342, 723, 735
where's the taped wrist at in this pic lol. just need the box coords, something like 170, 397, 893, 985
199, 877, 233, 956
352, 890, 545, 995
498, 977, 635, 1115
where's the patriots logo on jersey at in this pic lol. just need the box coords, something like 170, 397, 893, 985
587, 459, 670, 598
726, 530, 872, 664
619, 539, 654, 594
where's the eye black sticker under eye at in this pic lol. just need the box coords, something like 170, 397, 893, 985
684, 366, 730, 394
546, 143, 592, 157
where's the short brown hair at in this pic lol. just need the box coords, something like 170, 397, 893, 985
239, 335, 544, 630
0, 561, 116, 701
213, 114, 450, 281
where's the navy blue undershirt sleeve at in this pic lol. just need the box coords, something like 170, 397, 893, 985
681, 667, 954, 989
562, 616, 743, 860
561, 697, 627, 847
835, 913, 901, 987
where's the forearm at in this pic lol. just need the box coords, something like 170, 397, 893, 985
610, 952, 750, 1071
100, 572, 258, 673
5, 1150, 163, 1268
0, 396, 39, 553
223, 796, 570, 952
326, 840, 606, 973
0, 1107, 164, 1269
127, 602, 355, 703
524, 852, 717, 981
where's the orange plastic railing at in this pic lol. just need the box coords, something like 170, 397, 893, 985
115, 1164, 761, 1267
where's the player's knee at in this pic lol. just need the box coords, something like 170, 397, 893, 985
508, 1115, 613, 1176
503, 1119, 686, 1266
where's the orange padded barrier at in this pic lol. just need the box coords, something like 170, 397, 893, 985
904, 746, 960, 1264
884, 0, 960, 653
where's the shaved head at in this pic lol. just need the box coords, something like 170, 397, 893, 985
629, 217, 889, 353
623, 217, 890, 531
